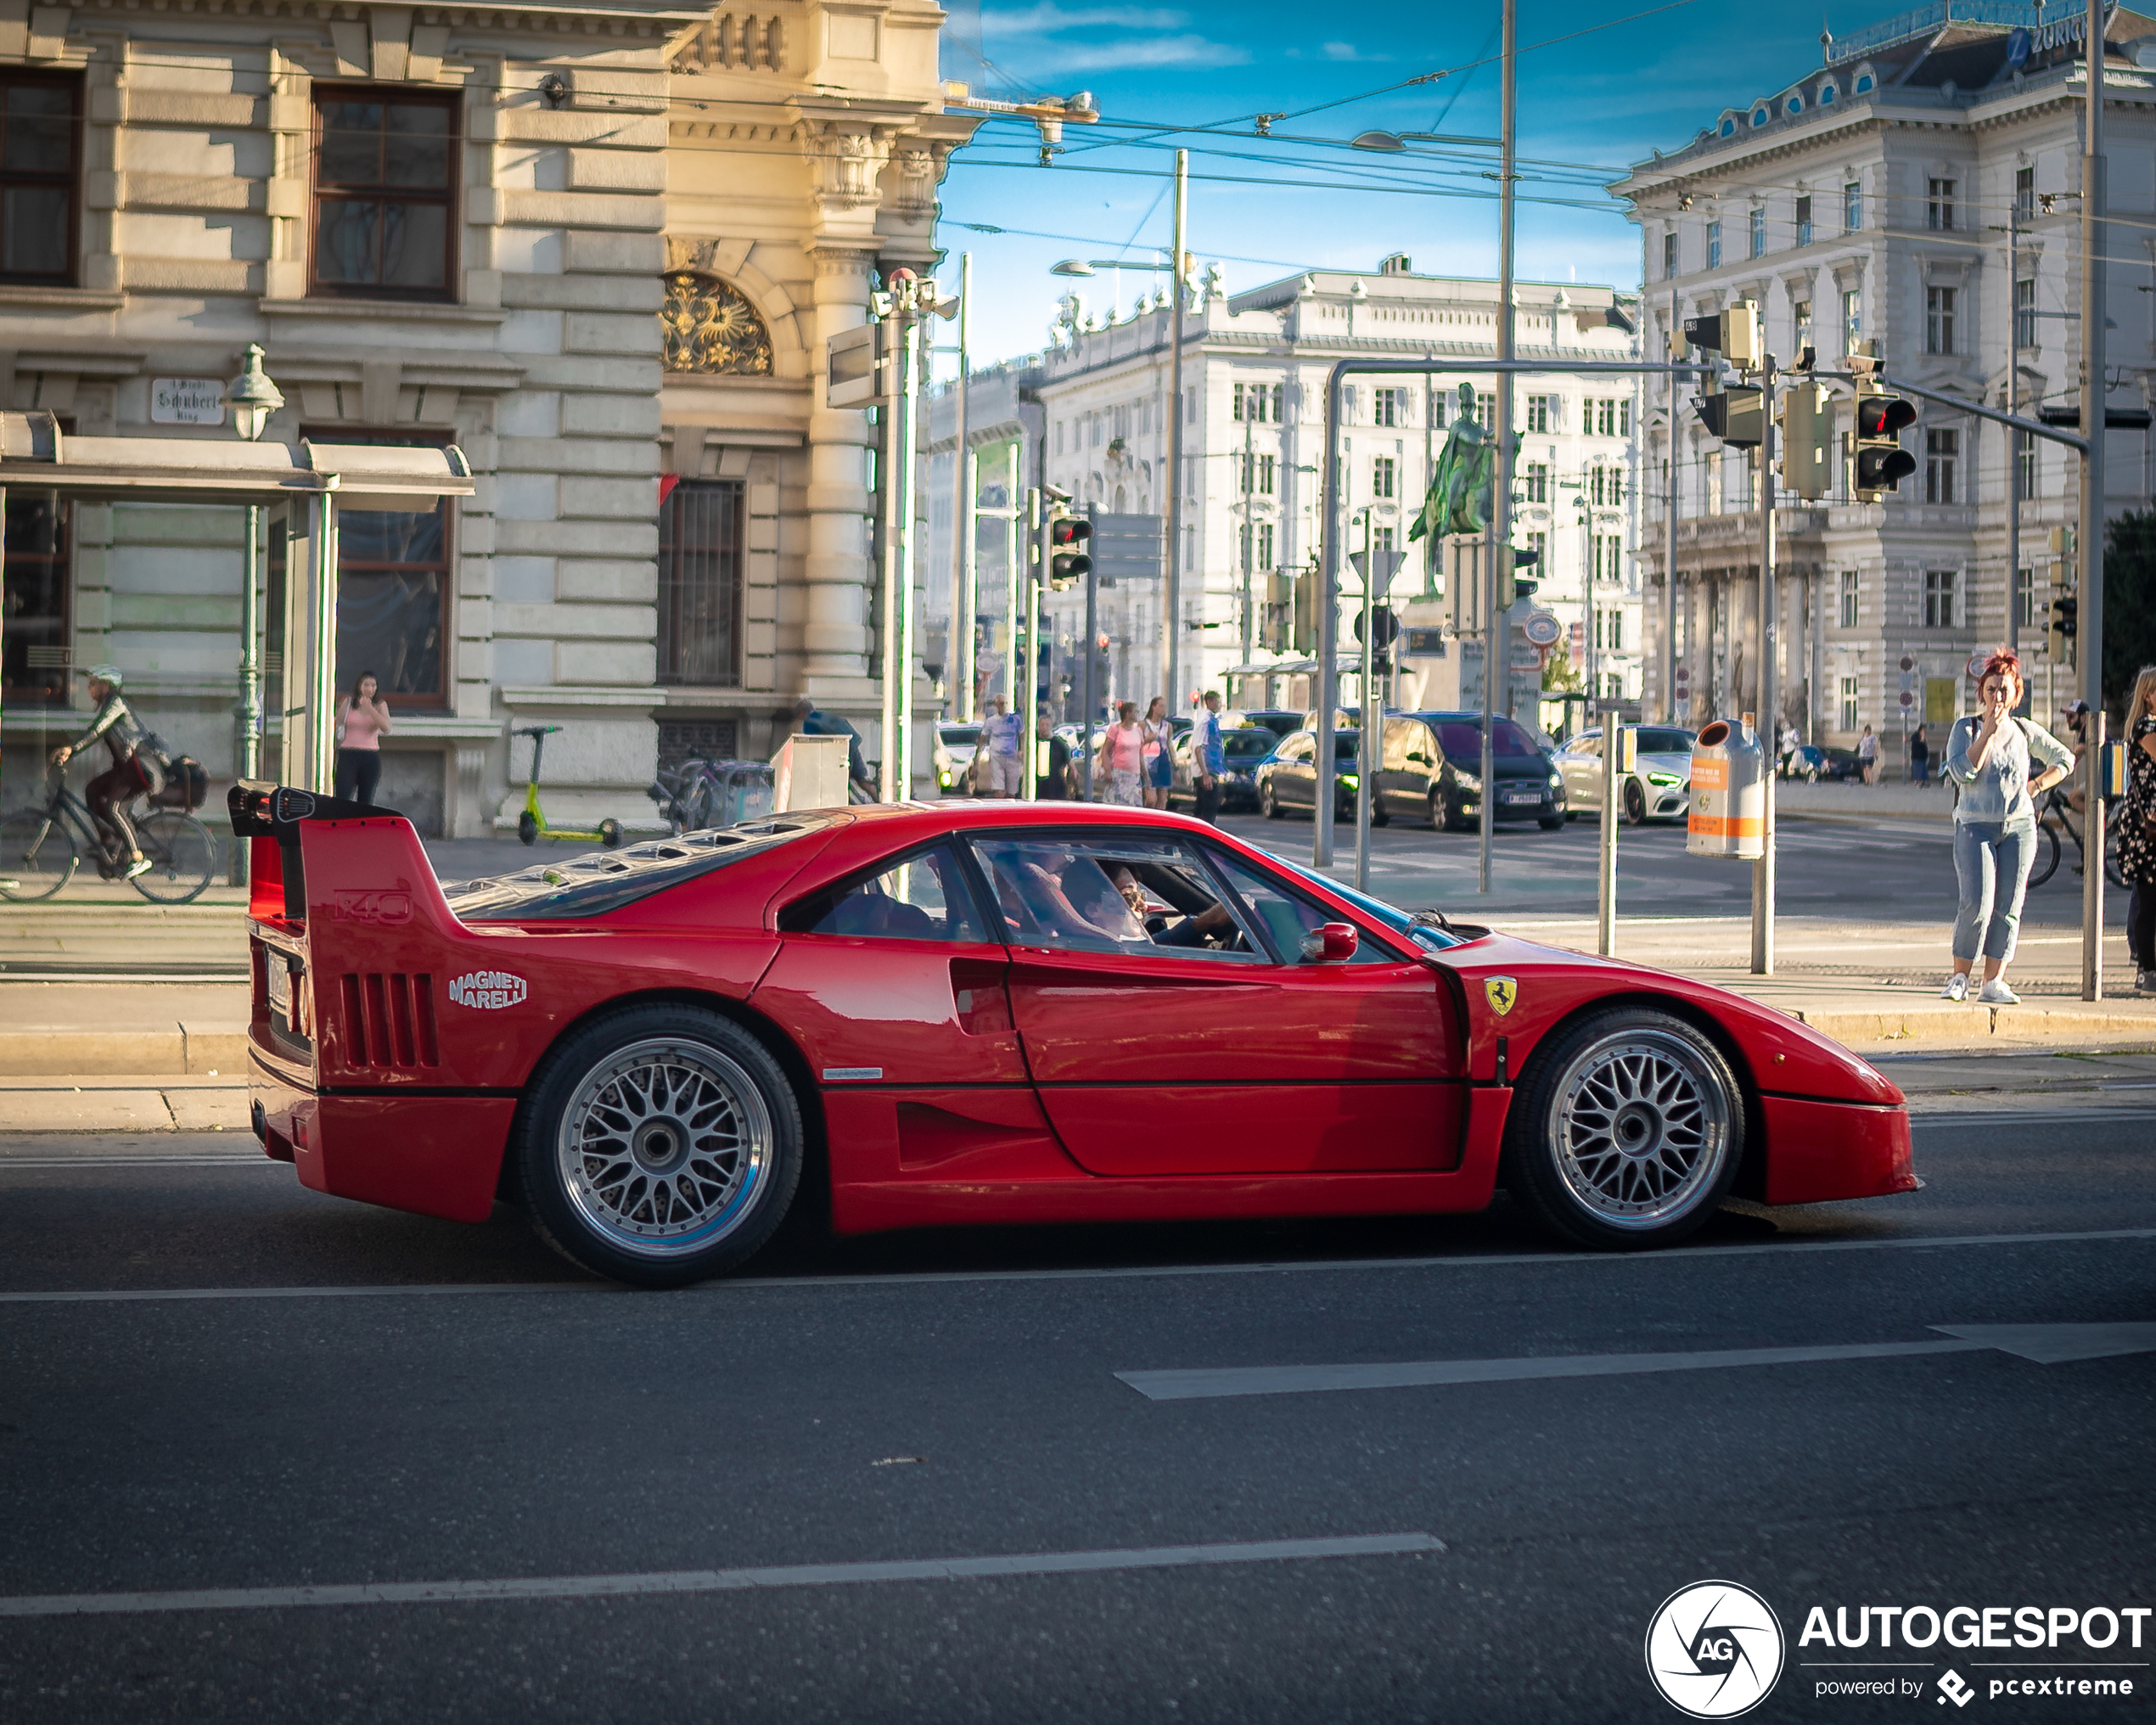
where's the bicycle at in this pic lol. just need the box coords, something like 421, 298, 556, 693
515, 725, 623, 848
2028, 783, 2124, 890
0, 765, 220, 904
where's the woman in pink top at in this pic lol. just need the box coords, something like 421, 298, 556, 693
1097, 700, 1147, 806
334, 670, 392, 806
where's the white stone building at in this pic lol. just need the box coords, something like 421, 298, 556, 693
1013, 258, 1645, 724
0, 0, 970, 834
1614, 3, 2156, 746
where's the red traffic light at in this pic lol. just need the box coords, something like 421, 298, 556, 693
1853, 395, 1917, 440
1049, 517, 1092, 548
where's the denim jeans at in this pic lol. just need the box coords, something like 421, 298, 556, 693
1952, 819, 2035, 964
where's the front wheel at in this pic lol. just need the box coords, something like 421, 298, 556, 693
514, 1006, 803, 1287
1538, 811, 1564, 831
0, 807, 78, 902
2029, 823, 2061, 889
130, 811, 217, 904
1503, 1007, 1743, 1251
1623, 778, 1648, 826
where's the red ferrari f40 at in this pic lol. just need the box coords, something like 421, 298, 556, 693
232, 786, 1914, 1286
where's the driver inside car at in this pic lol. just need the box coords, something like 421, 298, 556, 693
1108, 865, 1235, 951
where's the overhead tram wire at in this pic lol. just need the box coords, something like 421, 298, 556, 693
950, 154, 1621, 214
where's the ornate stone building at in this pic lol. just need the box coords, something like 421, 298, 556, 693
0, 0, 970, 834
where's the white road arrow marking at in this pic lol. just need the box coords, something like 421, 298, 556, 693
1116, 1323, 2156, 1402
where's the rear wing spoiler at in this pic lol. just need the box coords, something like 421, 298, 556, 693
227, 782, 407, 922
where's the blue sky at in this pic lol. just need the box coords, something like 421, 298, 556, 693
932, 0, 1862, 371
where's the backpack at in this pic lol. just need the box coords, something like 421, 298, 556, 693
155, 756, 209, 812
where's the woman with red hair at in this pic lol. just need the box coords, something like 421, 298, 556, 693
1940, 648, 2076, 1003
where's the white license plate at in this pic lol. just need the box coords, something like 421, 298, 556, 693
265, 952, 289, 1020
1501, 789, 1541, 805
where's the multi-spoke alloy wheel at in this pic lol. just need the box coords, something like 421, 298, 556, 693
518, 1008, 802, 1286
559, 1039, 771, 1255
1506, 1009, 1743, 1250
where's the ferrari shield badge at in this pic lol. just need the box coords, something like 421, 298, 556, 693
1484, 976, 1519, 1017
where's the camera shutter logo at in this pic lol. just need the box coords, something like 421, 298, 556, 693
1644, 1580, 1784, 1718
447, 971, 528, 1010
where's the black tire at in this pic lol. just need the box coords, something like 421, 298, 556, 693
1427, 789, 1446, 830
1260, 783, 1283, 820
2029, 823, 2061, 889
1623, 778, 1648, 826
514, 1005, 803, 1287
1503, 1006, 1743, 1251
131, 812, 218, 904
1805, 767, 1820, 784
518, 811, 539, 846
1371, 798, 1390, 828
0, 807, 77, 902
599, 818, 624, 849
1538, 812, 1564, 831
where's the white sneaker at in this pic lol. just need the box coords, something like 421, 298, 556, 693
1978, 980, 2020, 1005
1940, 974, 1969, 1002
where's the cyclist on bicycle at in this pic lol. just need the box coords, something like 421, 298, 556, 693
49, 665, 161, 880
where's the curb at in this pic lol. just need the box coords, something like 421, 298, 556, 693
0, 1025, 248, 1078
1787, 1004, 2156, 1049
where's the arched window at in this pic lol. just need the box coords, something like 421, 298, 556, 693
1854, 72, 1874, 93
1751, 106, 1770, 127
1785, 93, 1804, 115
1820, 82, 1837, 104
1720, 116, 1737, 137
660, 273, 774, 375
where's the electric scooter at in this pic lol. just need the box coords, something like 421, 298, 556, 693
514, 725, 623, 848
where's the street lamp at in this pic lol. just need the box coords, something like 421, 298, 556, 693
1347, 129, 1502, 150
223, 343, 284, 441
222, 342, 282, 881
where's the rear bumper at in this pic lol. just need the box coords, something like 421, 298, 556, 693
1760, 1094, 1917, 1205
251, 1052, 515, 1224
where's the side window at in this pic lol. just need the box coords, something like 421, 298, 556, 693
781, 845, 989, 943
1209, 851, 1394, 965
970, 834, 1260, 961
1575, 732, 1602, 757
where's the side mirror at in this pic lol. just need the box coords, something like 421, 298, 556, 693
1298, 921, 1359, 963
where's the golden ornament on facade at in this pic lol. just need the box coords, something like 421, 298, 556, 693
660, 273, 774, 376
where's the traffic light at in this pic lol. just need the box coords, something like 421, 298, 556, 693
2047, 525, 2078, 591
1046, 512, 1092, 589
1852, 386, 1917, 498
1353, 604, 1400, 649
2049, 594, 2078, 660
1682, 300, 1761, 368
1696, 384, 1763, 447
1262, 571, 1294, 652
1498, 545, 1541, 611
1777, 380, 1832, 501
1292, 565, 1322, 653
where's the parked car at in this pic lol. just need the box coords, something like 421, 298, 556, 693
1371, 712, 1565, 831
1785, 743, 1865, 783
1238, 709, 1305, 740
231, 784, 1917, 1284
1167, 726, 1277, 812
1255, 728, 1361, 820
935, 723, 981, 795
1553, 725, 1696, 824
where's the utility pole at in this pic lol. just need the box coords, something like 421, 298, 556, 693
877, 295, 906, 801
1665, 289, 1681, 725
952, 252, 974, 720
2006, 204, 2021, 668
1753, 353, 1777, 976
1002, 442, 1020, 709
2080, 0, 2108, 1001
1165, 149, 1188, 724
1482, 0, 1517, 896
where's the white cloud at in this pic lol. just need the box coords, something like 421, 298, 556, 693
985, 3, 1192, 33
1050, 32, 1250, 69
1320, 40, 1390, 62
980, 1, 1244, 72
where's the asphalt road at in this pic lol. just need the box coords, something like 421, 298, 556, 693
2, 1087, 2153, 1723
1213, 807, 2120, 928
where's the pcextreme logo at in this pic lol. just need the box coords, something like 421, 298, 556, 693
446, 971, 527, 1010
1646, 1580, 1785, 1718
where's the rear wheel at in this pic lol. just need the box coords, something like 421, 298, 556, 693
0, 807, 77, 902
1427, 789, 1446, 830
2029, 823, 2061, 889
130, 811, 217, 904
1260, 783, 1283, 820
1503, 1007, 1743, 1250
515, 1005, 802, 1287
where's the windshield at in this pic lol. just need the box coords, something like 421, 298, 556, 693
1224, 732, 1276, 760
1435, 718, 1540, 759
1635, 728, 1695, 755
1274, 857, 1473, 952
444, 816, 839, 921
1333, 733, 1361, 761
940, 726, 980, 745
